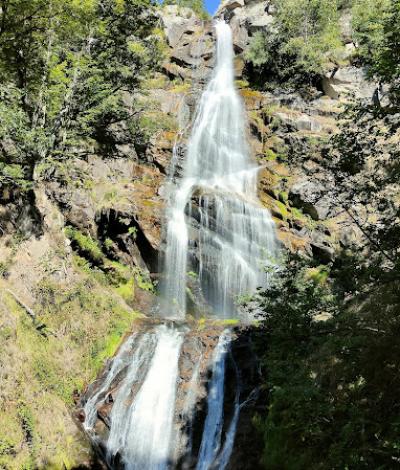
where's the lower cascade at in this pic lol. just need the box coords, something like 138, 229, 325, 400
81, 21, 277, 470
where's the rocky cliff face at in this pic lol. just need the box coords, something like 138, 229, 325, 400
150, 0, 373, 270
0, 2, 377, 468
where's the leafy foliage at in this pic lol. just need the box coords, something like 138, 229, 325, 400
255, 4, 400, 466
352, 0, 400, 105
255, 254, 400, 469
245, 0, 344, 87
0, 0, 164, 187
323, 103, 400, 291
352, 0, 391, 65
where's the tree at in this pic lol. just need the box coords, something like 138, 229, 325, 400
245, 0, 344, 87
254, 253, 400, 469
0, 0, 165, 186
352, 0, 400, 105
253, 2, 400, 466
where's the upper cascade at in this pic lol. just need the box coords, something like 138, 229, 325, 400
162, 20, 277, 320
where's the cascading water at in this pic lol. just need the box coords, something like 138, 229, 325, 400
82, 20, 277, 470
196, 331, 231, 470
83, 335, 135, 431
162, 20, 277, 320
93, 326, 183, 469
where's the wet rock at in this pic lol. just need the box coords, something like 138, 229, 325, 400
79, 322, 264, 470
77, 409, 86, 423
97, 403, 112, 428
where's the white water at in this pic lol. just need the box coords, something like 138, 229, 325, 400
214, 356, 241, 470
107, 326, 183, 469
196, 331, 231, 470
83, 336, 135, 431
106, 332, 158, 463
162, 21, 277, 319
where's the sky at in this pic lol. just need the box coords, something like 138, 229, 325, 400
205, 0, 220, 14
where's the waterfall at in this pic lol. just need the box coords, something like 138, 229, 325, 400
213, 353, 241, 470
106, 332, 158, 463
162, 20, 277, 320
196, 331, 231, 470
82, 20, 277, 470
83, 335, 135, 431
107, 326, 183, 469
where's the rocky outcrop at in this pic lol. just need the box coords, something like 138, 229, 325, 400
0, 187, 43, 239
160, 6, 214, 82
36, 154, 164, 273
322, 66, 376, 100
0, 2, 376, 467
289, 179, 334, 221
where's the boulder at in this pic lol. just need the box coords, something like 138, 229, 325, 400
289, 180, 333, 221
160, 6, 199, 49
322, 66, 376, 100
0, 137, 19, 160
235, 1, 273, 32
311, 231, 335, 263
162, 62, 191, 81
275, 112, 322, 132
229, 16, 249, 52
171, 44, 199, 67
223, 0, 245, 11
339, 10, 353, 44
218, 0, 275, 51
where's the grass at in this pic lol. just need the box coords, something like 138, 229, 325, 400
196, 317, 240, 329
170, 82, 191, 94
141, 74, 168, 90
274, 200, 289, 220
234, 79, 249, 89
0, 251, 142, 469
291, 206, 317, 229
116, 276, 135, 301
240, 89, 263, 99
264, 148, 278, 161
65, 226, 104, 263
